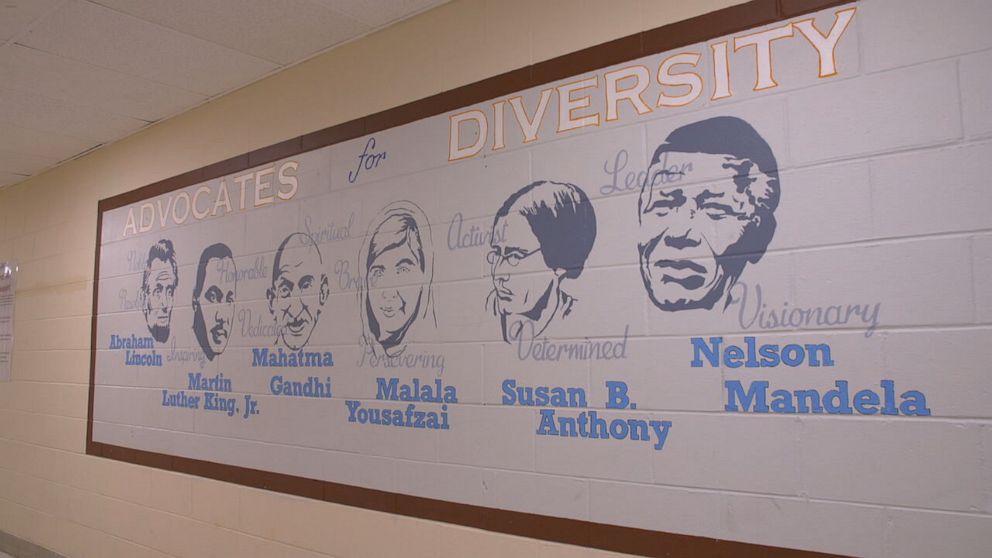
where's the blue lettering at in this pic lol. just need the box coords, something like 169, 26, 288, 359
501, 379, 516, 405
605, 381, 630, 409
691, 336, 721, 367
725, 380, 769, 412
723, 345, 744, 368
853, 389, 879, 415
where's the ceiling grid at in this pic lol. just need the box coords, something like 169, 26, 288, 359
0, 0, 448, 189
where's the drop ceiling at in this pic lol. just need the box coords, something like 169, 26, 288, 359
0, 0, 448, 189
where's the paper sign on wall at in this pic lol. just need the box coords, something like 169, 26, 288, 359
0, 261, 15, 382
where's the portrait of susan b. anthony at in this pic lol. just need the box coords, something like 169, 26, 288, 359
487, 180, 597, 343
358, 201, 436, 357
637, 116, 780, 312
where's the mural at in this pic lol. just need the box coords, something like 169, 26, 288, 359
90, 5, 987, 555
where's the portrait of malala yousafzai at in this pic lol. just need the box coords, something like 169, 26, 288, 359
358, 201, 437, 357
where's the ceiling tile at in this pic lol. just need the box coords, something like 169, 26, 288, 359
0, 0, 449, 192
0, 0, 62, 43
90, 0, 371, 65
0, 121, 95, 160
18, 0, 279, 96
0, 86, 148, 142
316, 0, 447, 27
0, 44, 208, 122
0, 149, 58, 175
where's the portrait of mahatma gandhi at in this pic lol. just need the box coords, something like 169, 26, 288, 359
638, 116, 780, 312
140, 239, 178, 343
192, 243, 236, 361
359, 201, 436, 358
488, 180, 596, 342
267, 232, 329, 350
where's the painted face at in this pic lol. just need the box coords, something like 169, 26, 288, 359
270, 246, 323, 350
144, 258, 176, 340
196, 257, 236, 356
368, 243, 424, 340
638, 151, 759, 311
489, 213, 556, 316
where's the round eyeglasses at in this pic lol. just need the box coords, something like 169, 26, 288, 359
486, 248, 541, 268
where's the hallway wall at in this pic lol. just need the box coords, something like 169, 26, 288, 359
0, 1, 744, 556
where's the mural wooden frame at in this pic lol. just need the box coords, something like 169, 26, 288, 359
87, 2, 853, 555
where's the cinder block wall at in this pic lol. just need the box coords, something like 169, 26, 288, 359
2, 0, 992, 557
0, 1, 741, 557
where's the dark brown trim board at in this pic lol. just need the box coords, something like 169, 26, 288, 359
87, 1, 856, 556
87, 441, 846, 558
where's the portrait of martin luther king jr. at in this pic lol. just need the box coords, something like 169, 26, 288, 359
192, 243, 236, 361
